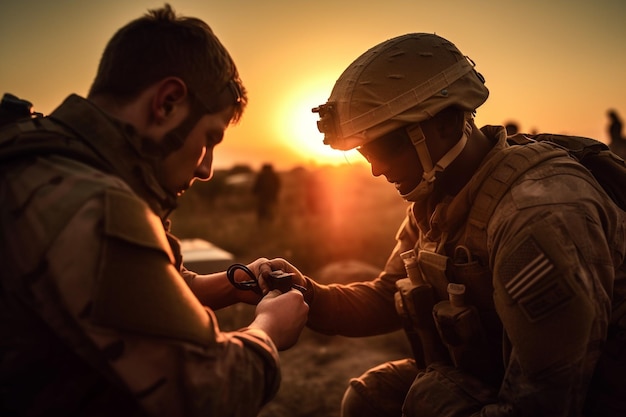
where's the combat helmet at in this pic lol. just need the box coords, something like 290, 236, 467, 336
312, 33, 488, 201
312, 33, 488, 151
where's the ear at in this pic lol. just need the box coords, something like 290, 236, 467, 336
151, 77, 189, 124
435, 107, 465, 143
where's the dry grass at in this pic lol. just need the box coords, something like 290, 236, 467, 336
170, 163, 413, 416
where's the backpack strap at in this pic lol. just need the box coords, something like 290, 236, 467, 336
526, 133, 611, 159
463, 141, 569, 263
526, 133, 626, 211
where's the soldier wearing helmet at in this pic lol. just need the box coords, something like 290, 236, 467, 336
269, 33, 626, 416
0, 5, 308, 416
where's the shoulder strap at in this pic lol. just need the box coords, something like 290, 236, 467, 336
463, 141, 568, 262
525, 132, 610, 158
527, 133, 626, 211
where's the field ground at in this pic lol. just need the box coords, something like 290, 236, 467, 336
215, 304, 412, 417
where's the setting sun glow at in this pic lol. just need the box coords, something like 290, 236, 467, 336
276, 80, 362, 167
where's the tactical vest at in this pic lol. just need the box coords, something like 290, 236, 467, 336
396, 137, 626, 412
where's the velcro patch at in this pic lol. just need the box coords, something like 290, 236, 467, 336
500, 237, 574, 322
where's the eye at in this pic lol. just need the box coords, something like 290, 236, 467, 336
358, 135, 411, 162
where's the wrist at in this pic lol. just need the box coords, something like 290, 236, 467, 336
302, 276, 316, 305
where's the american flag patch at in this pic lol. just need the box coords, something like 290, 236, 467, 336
501, 237, 574, 322
505, 250, 554, 300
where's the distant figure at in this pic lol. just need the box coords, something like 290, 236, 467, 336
252, 163, 281, 222
504, 121, 519, 135
607, 109, 626, 159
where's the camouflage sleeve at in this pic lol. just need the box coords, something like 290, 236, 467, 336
179, 266, 197, 287
44, 188, 280, 417
483, 168, 619, 416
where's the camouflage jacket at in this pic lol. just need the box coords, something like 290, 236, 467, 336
0, 95, 280, 417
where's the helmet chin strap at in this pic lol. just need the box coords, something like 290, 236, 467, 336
401, 118, 472, 201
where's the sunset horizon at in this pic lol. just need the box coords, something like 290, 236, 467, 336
2, 0, 624, 170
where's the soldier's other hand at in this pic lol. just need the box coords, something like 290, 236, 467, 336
230, 258, 269, 304
253, 289, 309, 350
258, 258, 307, 291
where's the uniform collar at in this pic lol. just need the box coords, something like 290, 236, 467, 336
49, 94, 177, 218
410, 124, 507, 248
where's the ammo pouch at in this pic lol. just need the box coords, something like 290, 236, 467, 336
395, 250, 454, 369
395, 248, 503, 383
395, 277, 449, 368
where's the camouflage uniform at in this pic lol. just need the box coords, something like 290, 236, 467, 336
304, 125, 626, 416
0, 95, 280, 417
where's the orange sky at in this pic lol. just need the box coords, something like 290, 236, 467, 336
1, 0, 625, 170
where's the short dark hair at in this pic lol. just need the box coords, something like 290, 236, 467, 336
88, 4, 247, 121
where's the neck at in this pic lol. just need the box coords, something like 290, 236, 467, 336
436, 122, 493, 197
88, 93, 153, 136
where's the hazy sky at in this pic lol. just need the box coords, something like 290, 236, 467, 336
1, 0, 625, 170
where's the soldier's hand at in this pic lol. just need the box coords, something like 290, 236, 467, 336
258, 258, 307, 292
229, 258, 269, 304
252, 289, 309, 351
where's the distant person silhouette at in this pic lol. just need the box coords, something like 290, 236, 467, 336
607, 109, 626, 159
252, 163, 281, 222
504, 121, 519, 135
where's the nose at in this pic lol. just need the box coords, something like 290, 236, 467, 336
195, 149, 214, 181
369, 158, 387, 178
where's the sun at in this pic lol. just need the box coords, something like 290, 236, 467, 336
275, 80, 362, 167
